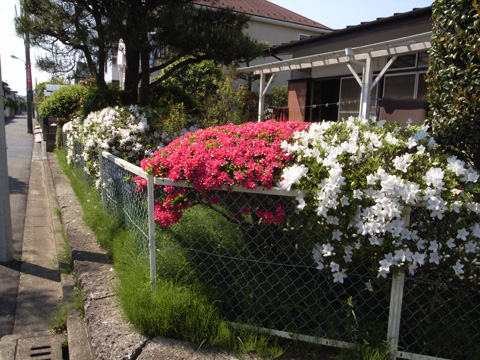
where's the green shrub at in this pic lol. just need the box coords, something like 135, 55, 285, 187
38, 84, 87, 124
426, 0, 480, 169
265, 85, 288, 108
80, 83, 125, 118
3, 98, 18, 113
34, 79, 69, 113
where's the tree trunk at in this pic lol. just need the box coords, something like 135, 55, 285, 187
139, 37, 151, 107
124, 48, 140, 105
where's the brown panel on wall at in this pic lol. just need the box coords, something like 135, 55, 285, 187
288, 80, 308, 122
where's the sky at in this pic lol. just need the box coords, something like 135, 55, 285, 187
0, 0, 433, 96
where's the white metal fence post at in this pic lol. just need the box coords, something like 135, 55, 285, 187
387, 207, 410, 359
147, 173, 157, 291
387, 270, 405, 359
98, 148, 107, 215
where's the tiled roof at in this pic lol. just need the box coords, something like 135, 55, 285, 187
193, 0, 331, 31
269, 6, 432, 54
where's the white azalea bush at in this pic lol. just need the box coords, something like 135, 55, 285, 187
278, 117, 480, 284
63, 105, 197, 187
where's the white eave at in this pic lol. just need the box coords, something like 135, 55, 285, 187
248, 14, 332, 35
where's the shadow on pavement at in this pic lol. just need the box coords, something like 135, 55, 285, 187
8, 176, 28, 195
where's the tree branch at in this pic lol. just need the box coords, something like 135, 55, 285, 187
149, 55, 209, 89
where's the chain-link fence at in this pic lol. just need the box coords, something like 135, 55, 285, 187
67, 140, 480, 360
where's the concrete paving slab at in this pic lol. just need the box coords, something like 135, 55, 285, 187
14, 272, 63, 334
15, 333, 65, 360
0, 262, 21, 338
0, 334, 19, 360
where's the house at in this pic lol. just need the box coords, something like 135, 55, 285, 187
240, 6, 432, 123
104, 0, 332, 91
2, 82, 18, 118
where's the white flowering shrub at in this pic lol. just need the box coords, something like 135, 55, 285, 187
278, 117, 480, 284
63, 105, 197, 186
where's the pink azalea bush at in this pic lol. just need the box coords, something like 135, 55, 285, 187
137, 120, 309, 227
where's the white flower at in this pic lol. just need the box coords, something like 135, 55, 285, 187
452, 261, 464, 275
369, 236, 383, 246
412, 252, 426, 266
471, 224, 480, 238
385, 133, 399, 145
416, 239, 426, 250
447, 156, 466, 176
406, 137, 418, 148
416, 145, 426, 154
408, 262, 418, 275
394, 248, 413, 264
340, 196, 350, 206
321, 243, 334, 257
428, 240, 440, 253
278, 164, 308, 191
423, 168, 445, 189
414, 126, 429, 141
295, 193, 307, 211
462, 168, 479, 183
353, 189, 363, 199
429, 252, 442, 265
457, 228, 469, 241
330, 261, 340, 273
326, 216, 339, 225
446, 238, 456, 249
312, 244, 324, 267
465, 241, 477, 254
393, 153, 413, 173
332, 269, 347, 283
332, 229, 343, 241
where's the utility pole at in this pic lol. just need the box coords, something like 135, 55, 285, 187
0, 55, 14, 262
25, 34, 34, 134
15, 4, 33, 134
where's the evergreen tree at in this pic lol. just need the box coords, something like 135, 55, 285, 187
426, 0, 480, 168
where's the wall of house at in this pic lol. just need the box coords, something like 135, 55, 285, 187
245, 19, 327, 93
287, 79, 309, 122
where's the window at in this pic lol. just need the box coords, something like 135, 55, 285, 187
389, 54, 417, 70
417, 72, 428, 99
383, 73, 416, 98
299, 34, 312, 40
338, 78, 378, 120
310, 79, 340, 122
383, 72, 427, 99
338, 78, 360, 120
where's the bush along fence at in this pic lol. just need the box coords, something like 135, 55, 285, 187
65, 117, 480, 360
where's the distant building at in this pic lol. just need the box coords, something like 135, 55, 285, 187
2, 81, 18, 118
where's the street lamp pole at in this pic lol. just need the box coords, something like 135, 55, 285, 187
11, 53, 33, 134
0, 55, 14, 262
